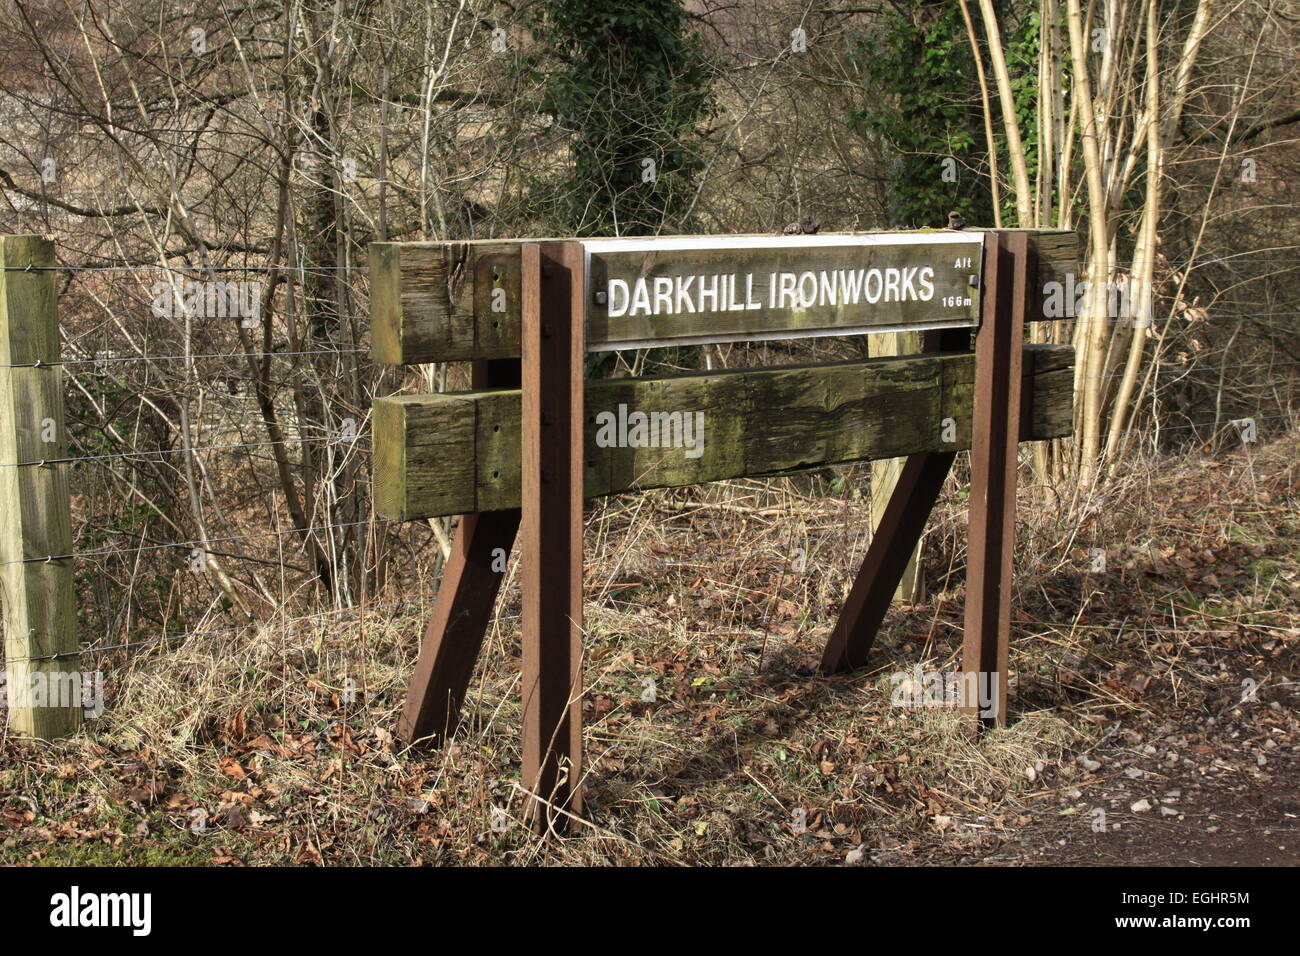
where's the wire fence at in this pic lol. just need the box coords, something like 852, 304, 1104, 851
0, 253, 399, 676
0, 251, 1294, 674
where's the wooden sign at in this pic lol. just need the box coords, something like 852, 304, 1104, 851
582, 234, 983, 349
370, 230, 1077, 364
371, 229, 1077, 830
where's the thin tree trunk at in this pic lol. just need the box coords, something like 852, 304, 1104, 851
975, 0, 1034, 226
1065, 0, 1115, 484
957, 0, 1002, 227
1105, 0, 1161, 465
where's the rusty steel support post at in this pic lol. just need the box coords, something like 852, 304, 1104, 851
520, 241, 586, 829
963, 231, 1033, 728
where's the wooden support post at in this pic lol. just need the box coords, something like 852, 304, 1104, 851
519, 242, 585, 828
0, 235, 80, 739
819, 451, 955, 674
963, 232, 1033, 728
398, 359, 520, 745
869, 330, 925, 604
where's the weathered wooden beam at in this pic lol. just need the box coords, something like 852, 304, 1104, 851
374, 343, 1074, 521
820, 450, 956, 674
369, 230, 1079, 364
0, 235, 81, 739
868, 329, 926, 604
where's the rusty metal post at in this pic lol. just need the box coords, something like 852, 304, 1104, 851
963, 232, 1033, 728
520, 241, 586, 828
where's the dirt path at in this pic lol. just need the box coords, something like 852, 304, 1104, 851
984, 706, 1300, 865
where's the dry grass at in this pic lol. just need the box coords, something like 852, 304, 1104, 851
2, 423, 1297, 865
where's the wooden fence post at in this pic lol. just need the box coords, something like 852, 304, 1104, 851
0, 235, 80, 739
519, 241, 585, 829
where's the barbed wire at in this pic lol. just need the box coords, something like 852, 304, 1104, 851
1, 347, 367, 369
1114, 257, 1300, 266
0, 516, 399, 568
1076, 357, 1300, 383
10, 257, 1300, 275
1149, 412, 1293, 432
1, 597, 422, 666
4, 264, 370, 273
2, 432, 369, 468
1095, 309, 1300, 326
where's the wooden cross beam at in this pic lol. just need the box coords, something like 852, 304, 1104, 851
374, 346, 1073, 519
